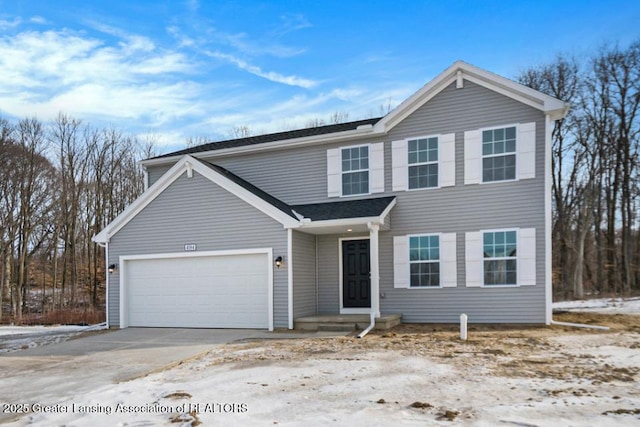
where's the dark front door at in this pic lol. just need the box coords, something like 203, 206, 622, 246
342, 239, 371, 308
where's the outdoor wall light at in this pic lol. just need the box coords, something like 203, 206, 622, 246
275, 256, 284, 269
108, 263, 118, 274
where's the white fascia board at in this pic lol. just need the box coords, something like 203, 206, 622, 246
375, 60, 569, 133
291, 199, 395, 231
93, 155, 300, 243
378, 198, 397, 223
140, 125, 379, 168
375, 73, 457, 132
296, 216, 383, 230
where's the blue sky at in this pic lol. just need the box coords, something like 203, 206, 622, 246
0, 0, 638, 153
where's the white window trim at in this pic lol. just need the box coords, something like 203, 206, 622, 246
480, 228, 519, 288
406, 135, 441, 191
407, 233, 442, 288
340, 143, 372, 198
479, 124, 519, 185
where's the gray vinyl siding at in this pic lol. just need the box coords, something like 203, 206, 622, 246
147, 164, 173, 187
107, 171, 288, 328
316, 235, 340, 313
292, 231, 317, 318
380, 80, 546, 323
142, 80, 548, 323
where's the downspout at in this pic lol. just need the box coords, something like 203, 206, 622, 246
315, 235, 319, 314
96, 240, 109, 328
358, 223, 380, 338
357, 311, 376, 338
287, 229, 293, 329
550, 320, 610, 330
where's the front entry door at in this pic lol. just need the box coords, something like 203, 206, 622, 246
342, 239, 371, 308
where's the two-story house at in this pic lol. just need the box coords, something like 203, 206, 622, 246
93, 61, 568, 330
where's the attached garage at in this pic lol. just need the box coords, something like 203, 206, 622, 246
119, 249, 273, 330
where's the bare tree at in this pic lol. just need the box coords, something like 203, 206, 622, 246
13, 118, 55, 320
227, 125, 252, 139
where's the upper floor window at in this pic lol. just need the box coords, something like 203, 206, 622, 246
392, 133, 455, 192
483, 230, 517, 285
408, 137, 438, 189
342, 146, 369, 196
409, 235, 440, 287
482, 126, 516, 182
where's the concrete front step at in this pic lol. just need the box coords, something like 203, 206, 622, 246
294, 314, 402, 332
317, 323, 356, 332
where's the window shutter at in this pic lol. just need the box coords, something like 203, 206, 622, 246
518, 228, 536, 286
327, 148, 341, 197
440, 133, 456, 187
465, 231, 483, 287
393, 235, 409, 288
464, 130, 481, 184
441, 232, 457, 287
391, 140, 408, 191
517, 122, 536, 179
370, 142, 385, 193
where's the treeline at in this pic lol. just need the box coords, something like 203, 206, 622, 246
0, 114, 153, 323
518, 40, 640, 299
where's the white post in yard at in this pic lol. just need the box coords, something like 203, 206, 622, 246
460, 313, 468, 341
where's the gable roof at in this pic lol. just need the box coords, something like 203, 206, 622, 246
292, 196, 396, 221
374, 60, 569, 132
142, 60, 569, 167
93, 155, 397, 243
93, 155, 300, 243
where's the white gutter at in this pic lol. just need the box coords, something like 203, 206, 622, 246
357, 312, 376, 338
551, 320, 610, 331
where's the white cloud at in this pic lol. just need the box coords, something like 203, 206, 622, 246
0, 27, 202, 128
167, 25, 195, 47
216, 31, 305, 58
30, 16, 48, 25
86, 21, 155, 52
0, 17, 21, 30
205, 50, 318, 88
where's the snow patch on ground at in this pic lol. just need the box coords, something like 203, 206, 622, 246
2, 301, 639, 426
0, 324, 106, 353
554, 297, 640, 315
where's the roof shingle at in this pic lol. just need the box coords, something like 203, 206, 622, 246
153, 117, 382, 159
292, 196, 396, 221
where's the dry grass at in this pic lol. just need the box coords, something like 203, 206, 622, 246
17, 308, 105, 326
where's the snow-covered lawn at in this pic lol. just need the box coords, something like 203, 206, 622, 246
5, 301, 640, 426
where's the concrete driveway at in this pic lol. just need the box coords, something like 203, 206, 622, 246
0, 328, 316, 423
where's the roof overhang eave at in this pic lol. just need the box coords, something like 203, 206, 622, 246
140, 124, 379, 167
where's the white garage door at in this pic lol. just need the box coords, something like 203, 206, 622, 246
124, 252, 270, 329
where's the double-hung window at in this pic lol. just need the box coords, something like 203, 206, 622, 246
482, 126, 516, 182
409, 235, 440, 287
408, 137, 438, 189
342, 146, 369, 196
483, 230, 517, 285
